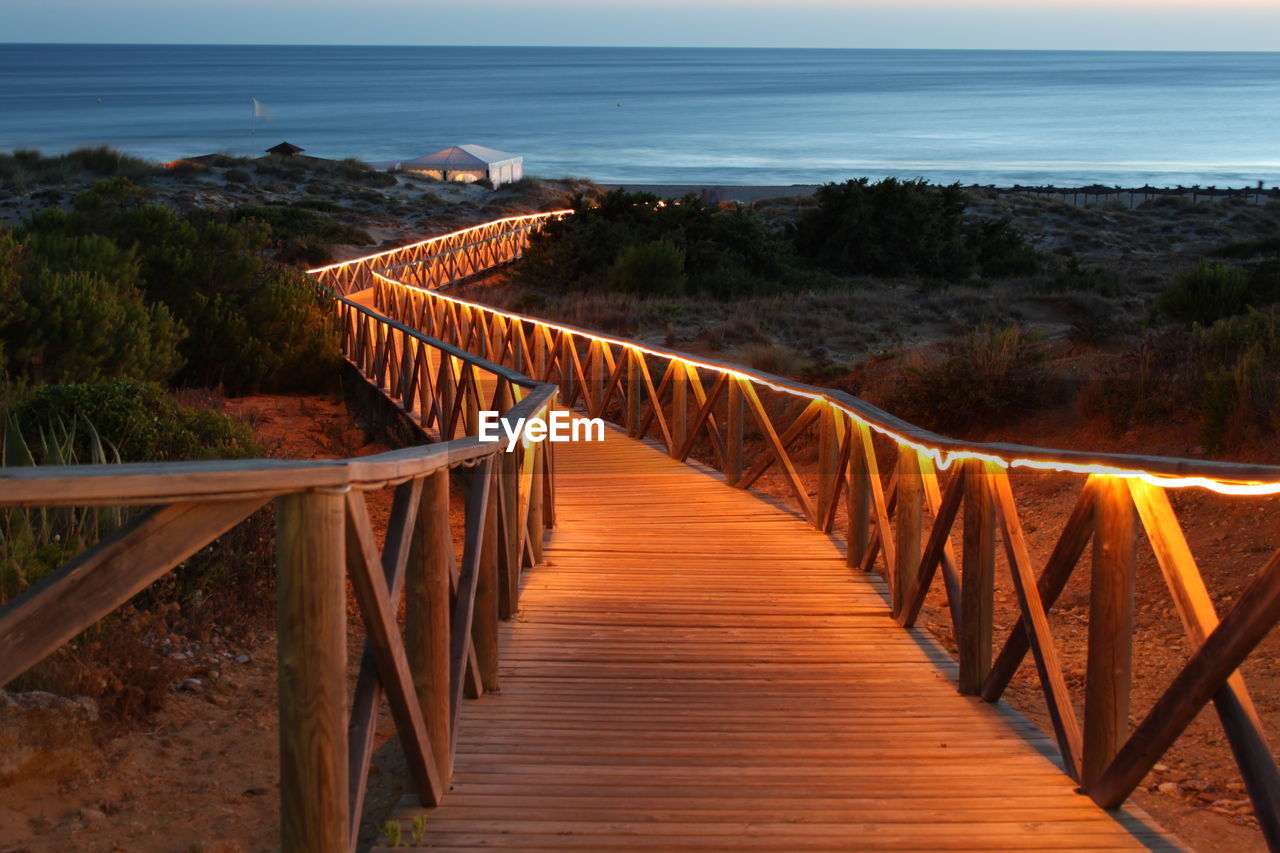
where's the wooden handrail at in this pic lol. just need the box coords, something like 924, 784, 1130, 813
374, 270, 1280, 489
309, 211, 569, 296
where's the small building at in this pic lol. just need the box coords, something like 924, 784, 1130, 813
266, 141, 304, 157
384, 145, 524, 187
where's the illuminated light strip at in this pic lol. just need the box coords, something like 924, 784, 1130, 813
367, 267, 1280, 497
306, 210, 573, 275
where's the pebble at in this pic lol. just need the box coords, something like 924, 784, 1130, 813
79, 807, 107, 822
182, 678, 203, 691
1157, 782, 1181, 795
235, 655, 251, 664
1153, 762, 1169, 772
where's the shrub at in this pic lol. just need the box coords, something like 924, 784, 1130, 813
792, 179, 1039, 282
1156, 260, 1277, 325
230, 204, 374, 247
518, 189, 800, 298
884, 325, 1050, 433
0, 228, 185, 385
1196, 307, 1280, 451
13, 380, 259, 462
1076, 331, 1193, 435
1046, 254, 1123, 296
607, 239, 686, 295
23, 179, 341, 393
224, 167, 251, 184
969, 217, 1043, 278
1077, 309, 1280, 451
0, 146, 160, 191
276, 237, 333, 267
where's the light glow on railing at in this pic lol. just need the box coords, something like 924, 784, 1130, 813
371, 269, 1280, 497
306, 211, 573, 276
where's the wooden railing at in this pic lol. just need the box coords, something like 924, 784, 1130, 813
0, 286, 558, 853
351, 231, 1280, 850
309, 210, 569, 297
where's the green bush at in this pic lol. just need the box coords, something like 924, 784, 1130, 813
13, 380, 259, 462
1156, 260, 1278, 325
0, 228, 184, 385
607, 239, 687, 295
0, 146, 161, 192
518, 190, 800, 298
224, 167, 251, 184
884, 325, 1050, 433
22, 179, 340, 393
792, 178, 1036, 282
1196, 307, 1280, 451
1078, 308, 1280, 451
230, 204, 374, 247
1047, 254, 1123, 296
969, 217, 1043, 278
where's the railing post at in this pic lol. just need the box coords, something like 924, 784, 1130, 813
438, 356, 457, 440
959, 459, 995, 694
726, 378, 744, 486
542, 432, 557, 530
847, 420, 871, 570
533, 327, 548, 382
590, 341, 605, 418
462, 368, 480, 437
1083, 476, 1137, 787
527, 441, 545, 564
407, 470, 453, 782
276, 492, 348, 853
512, 321, 526, 375
626, 349, 642, 437
892, 449, 922, 619
499, 440, 521, 619
474, 462, 502, 691
561, 334, 576, 404
817, 404, 837, 525
671, 362, 688, 458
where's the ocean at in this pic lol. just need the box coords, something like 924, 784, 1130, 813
1, 44, 1278, 188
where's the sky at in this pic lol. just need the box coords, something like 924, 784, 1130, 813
5, 0, 1280, 50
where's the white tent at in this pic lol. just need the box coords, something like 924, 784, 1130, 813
382, 144, 524, 187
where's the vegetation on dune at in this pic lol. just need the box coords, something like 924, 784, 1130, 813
14, 178, 340, 394
792, 178, 1041, 281
229, 202, 375, 267
878, 325, 1052, 434
253, 153, 398, 188
0, 146, 162, 192
1, 380, 274, 727
518, 189, 811, 298
1156, 259, 1280, 326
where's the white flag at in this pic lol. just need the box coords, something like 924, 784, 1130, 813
252, 98, 274, 121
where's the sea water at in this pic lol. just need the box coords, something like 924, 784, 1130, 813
1, 44, 1277, 188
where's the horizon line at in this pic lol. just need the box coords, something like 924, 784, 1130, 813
3, 41, 1279, 54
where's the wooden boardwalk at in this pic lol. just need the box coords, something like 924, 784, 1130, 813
382, 423, 1188, 852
